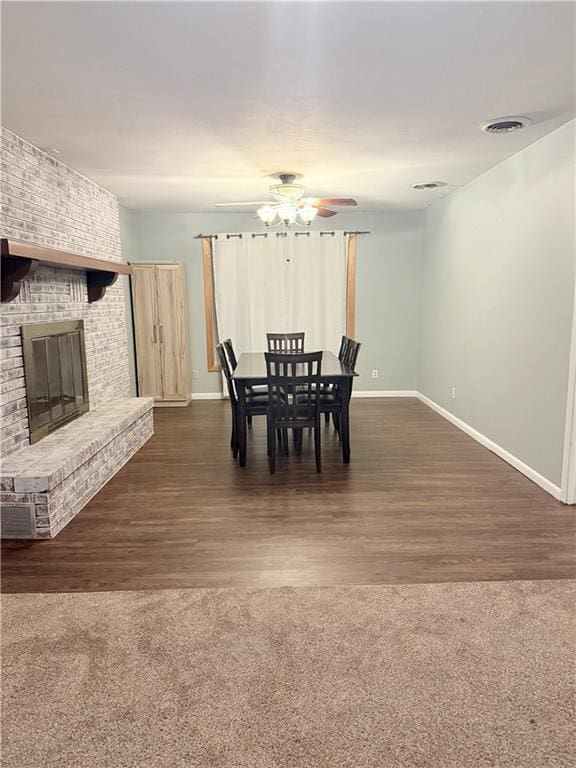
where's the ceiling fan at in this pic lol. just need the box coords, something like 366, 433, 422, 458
215, 173, 357, 227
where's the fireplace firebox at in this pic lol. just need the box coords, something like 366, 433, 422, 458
21, 320, 89, 444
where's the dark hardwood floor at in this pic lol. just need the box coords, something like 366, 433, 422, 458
2, 399, 575, 593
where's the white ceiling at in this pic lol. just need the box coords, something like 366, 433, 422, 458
2, 1, 574, 212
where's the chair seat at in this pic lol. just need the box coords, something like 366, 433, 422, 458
272, 401, 320, 424
272, 417, 317, 429
294, 385, 335, 397
245, 392, 269, 403
247, 384, 268, 394
296, 392, 341, 404
245, 399, 269, 416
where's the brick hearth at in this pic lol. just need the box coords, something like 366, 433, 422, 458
1, 399, 154, 538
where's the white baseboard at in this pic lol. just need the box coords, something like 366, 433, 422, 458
153, 394, 192, 407
154, 399, 191, 408
416, 392, 562, 500
190, 392, 223, 400
352, 390, 417, 398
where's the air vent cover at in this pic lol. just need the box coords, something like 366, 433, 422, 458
481, 116, 532, 134
1, 505, 35, 538
411, 182, 447, 190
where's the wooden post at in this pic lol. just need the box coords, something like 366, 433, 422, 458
346, 233, 357, 338
202, 237, 220, 372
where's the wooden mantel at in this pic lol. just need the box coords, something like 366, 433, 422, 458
1, 238, 132, 303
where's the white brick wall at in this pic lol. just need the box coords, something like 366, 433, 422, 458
0, 127, 131, 457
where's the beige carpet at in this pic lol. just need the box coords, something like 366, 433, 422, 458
2, 581, 574, 768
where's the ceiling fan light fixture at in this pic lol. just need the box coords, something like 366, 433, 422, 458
257, 205, 277, 226
277, 202, 299, 226
298, 204, 318, 225
217, 172, 357, 225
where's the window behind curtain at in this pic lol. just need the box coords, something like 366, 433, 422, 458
213, 232, 348, 356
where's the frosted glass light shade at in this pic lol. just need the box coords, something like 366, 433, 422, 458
298, 204, 318, 225
277, 203, 298, 225
257, 205, 277, 226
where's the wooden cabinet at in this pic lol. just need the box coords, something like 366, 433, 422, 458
130, 262, 191, 406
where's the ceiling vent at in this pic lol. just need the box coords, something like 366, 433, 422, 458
411, 181, 447, 190
481, 116, 532, 134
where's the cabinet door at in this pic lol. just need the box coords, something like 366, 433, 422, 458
156, 264, 190, 401
131, 264, 163, 399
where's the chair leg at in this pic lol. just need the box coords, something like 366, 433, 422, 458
332, 412, 341, 441
231, 407, 239, 457
268, 421, 276, 474
294, 428, 303, 455
247, 415, 253, 427
324, 412, 330, 424
314, 420, 322, 473
282, 428, 289, 455
266, 415, 273, 458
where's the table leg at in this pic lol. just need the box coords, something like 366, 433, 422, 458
238, 382, 247, 467
340, 379, 351, 463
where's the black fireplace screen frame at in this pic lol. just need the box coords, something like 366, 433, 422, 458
21, 320, 90, 444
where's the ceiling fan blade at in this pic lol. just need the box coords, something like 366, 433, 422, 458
316, 198, 358, 207
214, 201, 270, 207
315, 207, 338, 218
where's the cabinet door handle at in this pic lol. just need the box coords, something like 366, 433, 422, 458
153, 324, 158, 343
158, 324, 164, 344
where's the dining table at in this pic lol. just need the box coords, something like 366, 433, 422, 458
232, 350, 358, 467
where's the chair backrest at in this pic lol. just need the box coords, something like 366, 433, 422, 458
222, 338, 237, 371
338, 335, 350, 362
265, 351, 322, 424
343, 339, 361, 371
216, 343, 237, 405
266, 332, 305, 354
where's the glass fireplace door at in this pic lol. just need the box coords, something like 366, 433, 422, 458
21, 320, 89, 443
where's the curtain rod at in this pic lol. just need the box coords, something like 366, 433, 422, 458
194, 231, 370, 239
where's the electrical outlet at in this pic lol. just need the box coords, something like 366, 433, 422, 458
192, 369, 200, 380
371, 369, 379, 379
451, 386, 456, 399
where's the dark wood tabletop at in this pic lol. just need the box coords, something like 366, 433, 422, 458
232, 350, 357, 382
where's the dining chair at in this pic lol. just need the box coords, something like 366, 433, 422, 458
265, 351, 323, 474
222, 338, 267, 424
324, 338, 361, 436
222, 338, 238, 371
343, 338, 361, 372
266, 332, 305, 354
216, 343, 269, 458
323, 335, 351, 423
338, 335, 351, 362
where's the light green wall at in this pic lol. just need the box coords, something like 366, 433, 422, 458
119, 210, 424, 394
120, 123, 576, 487
419, 120, 576, 486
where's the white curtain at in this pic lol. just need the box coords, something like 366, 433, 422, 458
213, 231, 348, 361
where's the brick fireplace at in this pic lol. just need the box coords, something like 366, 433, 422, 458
0, 127, 153, 538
